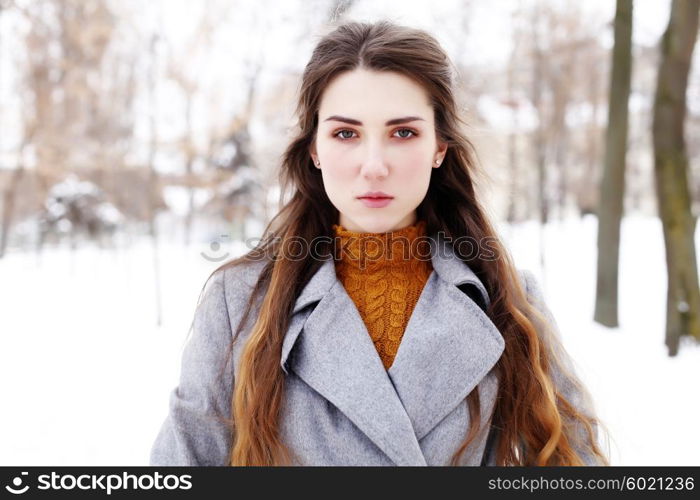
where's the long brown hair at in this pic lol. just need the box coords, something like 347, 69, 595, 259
204, 20, 609, 466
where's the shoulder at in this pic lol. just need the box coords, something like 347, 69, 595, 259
514, 268, 562, 344
516, 269, 550, 315
191, 257, 269, 364
203, 257, 269, 303
516, 268, 540, 297
196, 257, 269, 340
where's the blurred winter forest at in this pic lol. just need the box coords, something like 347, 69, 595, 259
3, 0, 697, 348
0, 0, 699, 465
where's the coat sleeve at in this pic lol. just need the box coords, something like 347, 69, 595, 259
519, 269, 606, 466
150, 268, 236, 466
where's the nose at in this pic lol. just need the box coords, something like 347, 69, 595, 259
359, 152, 389, 180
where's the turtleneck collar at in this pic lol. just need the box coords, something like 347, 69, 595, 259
331, 219, 432, 271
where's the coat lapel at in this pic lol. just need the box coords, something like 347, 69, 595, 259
279, 231, 505, 465
387, 233, 505, 440
281, 257, 427, 466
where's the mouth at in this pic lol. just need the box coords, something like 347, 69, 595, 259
357, 191, 394, 200
357, 194, 394, 208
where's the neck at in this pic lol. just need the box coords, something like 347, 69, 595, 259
331, 219, 430, 271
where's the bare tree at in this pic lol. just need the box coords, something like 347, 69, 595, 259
165, 3, 226, 247
529, 1, 548, 231
147, 32, 162, 327
594, 0, 633, 328
652, 0, 700, 355
326, 0, 356, 23
518, 3, 608, 271
0, 0, 143, 255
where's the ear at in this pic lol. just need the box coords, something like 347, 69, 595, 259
434, 140, 448, 168
309, 141, 319, 167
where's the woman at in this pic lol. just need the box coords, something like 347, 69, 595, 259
150, 20, 609, 466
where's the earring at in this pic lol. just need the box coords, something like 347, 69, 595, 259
316, 160, 320, 167
435, 159, 441, 166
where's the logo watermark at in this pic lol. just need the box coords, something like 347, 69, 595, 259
3, 471, 192, 496
200, 231, 501, 270
5, 472, 29, 495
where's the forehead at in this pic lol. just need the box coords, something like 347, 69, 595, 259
318, 68, 433, 122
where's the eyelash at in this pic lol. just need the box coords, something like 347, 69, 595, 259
332, 128, 419, 141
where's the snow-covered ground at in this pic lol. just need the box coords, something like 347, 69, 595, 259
502, 214, 700, 466
0, 215, 698, 465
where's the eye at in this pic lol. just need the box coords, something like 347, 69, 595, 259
333, 129, 357, 140
332, 128, 419, 141
393, 128, 418, 139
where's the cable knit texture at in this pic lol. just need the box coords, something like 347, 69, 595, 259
332, 219, 433, 369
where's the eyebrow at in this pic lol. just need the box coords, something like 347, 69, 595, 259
323, 115, 426, 126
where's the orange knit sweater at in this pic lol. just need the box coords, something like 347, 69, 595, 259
331, 220, 433, 369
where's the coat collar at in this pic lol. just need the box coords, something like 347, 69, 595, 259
287, 231, 490, 315
279, 231, 504, 465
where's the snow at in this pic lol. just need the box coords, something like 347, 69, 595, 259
501, 214, 700, 466
0, 215, 698, 465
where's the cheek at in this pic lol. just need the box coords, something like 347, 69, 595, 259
318, 149, 356, 184
326, 150, 353, 168
396, 154, 433, 187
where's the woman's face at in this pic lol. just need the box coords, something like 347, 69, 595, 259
310, 68, 447, 234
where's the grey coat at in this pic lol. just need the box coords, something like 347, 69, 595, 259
150, 232, 601, 466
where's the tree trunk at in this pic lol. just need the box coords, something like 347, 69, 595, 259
530, 4, 548, 274
184, 93, 195, 247
148, 33, 163, 327
506, 31, 520, 224
0, 167, 25, 258
594, 0, 633, 327
652, 0, 700, 356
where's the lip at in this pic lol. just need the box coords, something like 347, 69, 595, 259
357, 191, 394, 208
359, 191, 393, 198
